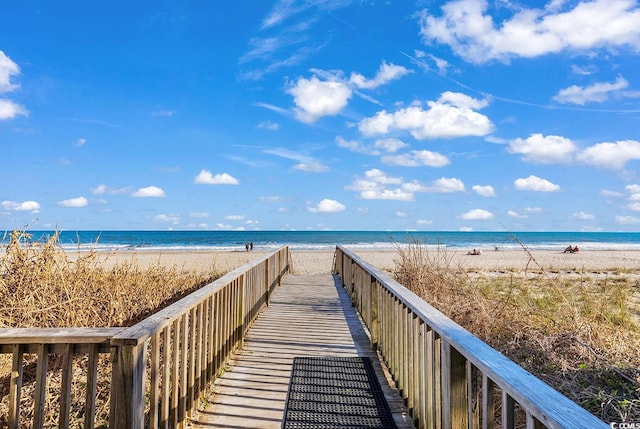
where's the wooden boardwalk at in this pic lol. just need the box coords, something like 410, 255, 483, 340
192, 273, 415, 428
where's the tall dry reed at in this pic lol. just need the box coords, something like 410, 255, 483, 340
0, 230, 223, 428
0, 230, 222, 328
394, 238, 640, 423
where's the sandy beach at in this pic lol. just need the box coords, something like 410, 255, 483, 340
104, 248, 640, 275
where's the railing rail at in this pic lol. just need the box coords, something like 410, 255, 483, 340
333, 245, 608, 429
0, 246, 290, 429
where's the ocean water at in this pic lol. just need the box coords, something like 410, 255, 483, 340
6, 230, 640, 252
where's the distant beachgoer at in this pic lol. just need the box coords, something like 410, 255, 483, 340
573, 246, 579, 252
467, 249, 480, 255
250, 242, 254, 251
563, 245, 574, 253
245, 242, 249, 252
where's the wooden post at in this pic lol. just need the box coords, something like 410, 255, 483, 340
441, 340, 467, 429
370, 276, 379, 350
113, 343, 147, 429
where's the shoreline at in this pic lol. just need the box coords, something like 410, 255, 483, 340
94, 248, 640, 275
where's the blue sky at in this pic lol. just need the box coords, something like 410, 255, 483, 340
2, 0, 640, 232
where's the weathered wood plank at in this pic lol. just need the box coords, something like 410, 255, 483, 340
0, 328, 122, 344
9, 344, 23, 429
59, 343, 73, 428
33, 344, 48, 429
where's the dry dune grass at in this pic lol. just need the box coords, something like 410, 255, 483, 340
394, 238, 640, 424
0, 230, 223, 428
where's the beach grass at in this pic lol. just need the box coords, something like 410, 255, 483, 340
394, 239, 640, 423
0, 230, 223, 427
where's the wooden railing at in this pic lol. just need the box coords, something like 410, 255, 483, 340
0, 246, 290, 429
333, 245, 609, 429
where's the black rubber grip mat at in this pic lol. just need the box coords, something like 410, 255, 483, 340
282, 356, 398, 429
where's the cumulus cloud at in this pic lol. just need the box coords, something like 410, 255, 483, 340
381, 150, 450, 167
0, 51, 27, 121
458, 208, 494, 220
358, 91, 493, 139
472, 185, 495, 197
573, 211, 595, 220
419, 0, 640, 64
287, 75, 352, 123
577, 140, 640, 169
0, 99, 28, 120
346, 169, 414, 201
346, 169, 464, 200
307, 198, 346, 213
0, 51, 20, 93
349, 61, 412, 89
508, 133, 577, 164
374, 138, 408, 153
2, 200, 40, 213
57, 196, 89, 207
514, 175, 561, 192
194, 170, 240, 185
553, 76, 634, 105
132, 186, 166, 197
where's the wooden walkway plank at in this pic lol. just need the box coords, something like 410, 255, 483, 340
193, 273, 415, 429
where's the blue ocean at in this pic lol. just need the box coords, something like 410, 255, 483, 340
7, 230, 640, 252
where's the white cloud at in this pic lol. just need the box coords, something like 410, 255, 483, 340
573, 211, 595, 220
359, 91, 493, 139
0, 99, 28, 120
514, 175, 561, 192
258, 120, 279, 130
76, 138, 87, 146
132, 186, 166, 197
0, 51, 20, 93
336, 136, 380, 155
425, 177, 465, 193
577, 140, 640, 169
57, 196, 89, 208
374, 138, 408, 153
307, 198, 346, 213
416, 219, 433, 225
346, 169, 414, 201
628, 202, 640, 211
381, 150, 450, 167
287, 75, 352, 123
293, 162, 329, 173
155, 214, 180, 224
553, 77, 632, 105
349, 61, 412, 89
194, 170, 240, 185
265, 148, 329, 172
508, 133, 577, 164
419, 0, 640, 64
616, 215, 640, 224
225, 215, 245, 221
508, 210, 528, 219
347, 170, 465, 201
472, 185, 495, 197
601, 189, 623, 198
2, 200, 40, 212
458, 208, 494, 220
91, 184, 130, 195
524, 207, 544, 213
189, 212, 209, 218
